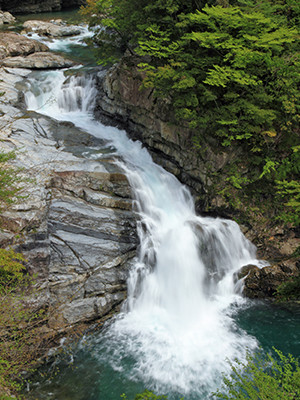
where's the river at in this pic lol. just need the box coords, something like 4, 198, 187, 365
13, 12, 300, 400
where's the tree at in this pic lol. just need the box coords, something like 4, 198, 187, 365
82, 0, 299, 226
214, 348, 300, 399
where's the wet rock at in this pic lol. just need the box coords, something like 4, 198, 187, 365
242, 262, 299, 299
0, 32, 48, 60
0, 10, 15, 25
235, 264, 259, 281
23, 20, 82, 37
3, 51, 75, 69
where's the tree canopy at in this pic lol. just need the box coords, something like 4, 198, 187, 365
81, 0, 300, 226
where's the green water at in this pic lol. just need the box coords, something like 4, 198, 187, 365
27, 301, 300, 400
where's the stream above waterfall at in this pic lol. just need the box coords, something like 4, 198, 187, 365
7, 13, 299, 400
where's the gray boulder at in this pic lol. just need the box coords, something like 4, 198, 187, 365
23, 20, 82, 37
3, 52, 75, 69
0, 10, 15, 25
0, 32, 48, 60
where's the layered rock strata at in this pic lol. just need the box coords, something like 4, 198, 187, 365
0, 66, 137, 330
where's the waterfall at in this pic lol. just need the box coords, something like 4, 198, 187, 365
25, 70, 266, 398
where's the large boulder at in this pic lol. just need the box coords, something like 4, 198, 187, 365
3, 52, 75, 69
238, 262, 299, 298
0, 32, 48, 60
23, 20, 82, 37
0, 10, 15, 25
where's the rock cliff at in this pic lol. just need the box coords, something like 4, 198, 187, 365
0, 65, 137, 332
95, 58, 228, 201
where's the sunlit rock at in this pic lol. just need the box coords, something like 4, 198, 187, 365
23, 20, 82, 37
3, 52, 75, 69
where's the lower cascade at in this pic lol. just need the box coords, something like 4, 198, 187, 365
25, 69, 267, 398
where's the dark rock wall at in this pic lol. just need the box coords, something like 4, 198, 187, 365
95, 59, 233, 210
0, 0, 85, 14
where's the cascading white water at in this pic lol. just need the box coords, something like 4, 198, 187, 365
24, 25, 94, 53
25, 69, 267, 398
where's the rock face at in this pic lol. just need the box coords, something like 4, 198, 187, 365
0, 33, 74, 69
238, 262, 300, 299
0, 0, 85, 14
0, 32, 48, 60
3, 52, 75, 69
95, 58, 232, 201
23, 20, 82, 37
0, 67, 137, 329
0, 10, 15, 25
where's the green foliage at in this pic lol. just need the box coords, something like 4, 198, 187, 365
121, 390, 170, 399
214, 348, 300, 399
0, 151, 23, 213
82, 0, 300, 226
0, 248, 25, 290
275, 271, 300, 301
0, 248, 46, 398
275, 180, 300, 226
124, 349, 300, 400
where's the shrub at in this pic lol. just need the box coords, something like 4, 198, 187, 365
213, 348, 300, 399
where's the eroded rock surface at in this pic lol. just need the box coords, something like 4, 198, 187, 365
0, 67, 137, 330
0, 10, 15, 25
23, 20, 82, 37
237, 261, 299, 298
0, 32, 49, 60
3, 52, 75, 69
0, 33, 74, 69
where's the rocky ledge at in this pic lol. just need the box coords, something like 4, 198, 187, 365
236, 261, 299, 299
0, 32, 75, 69
0, 66, 137, 331
23, 19, 82, 37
